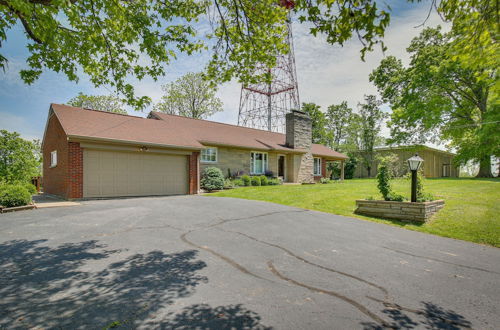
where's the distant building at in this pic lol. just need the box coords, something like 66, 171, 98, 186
354, 145, 459, 178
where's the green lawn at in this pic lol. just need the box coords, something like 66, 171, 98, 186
210, 178, 500, 247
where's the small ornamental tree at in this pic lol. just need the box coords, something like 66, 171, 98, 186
376, 163, 392, 201
200, 167, 224, 192
344, 157, 358, 179
376, 157, 405, 201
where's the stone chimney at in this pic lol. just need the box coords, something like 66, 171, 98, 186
286, 110, 312, 149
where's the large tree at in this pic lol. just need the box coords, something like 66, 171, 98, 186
0, 0, 393, 109
1, 1, 493, 108
0, 130, 41, 183
153, 72, 223, 119
370, 26, 498, 177
301, 102, 329, 145
354, 95, 386, 177
326, 101, 353, 150
68, 93, 127, 114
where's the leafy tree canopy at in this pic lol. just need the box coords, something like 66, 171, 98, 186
301, 102, 328, 145
153, 72, 223, 119
68, 93, 127, 114
0, 0, 403, 109
370, 26, 498, 177
350, 95, 386, 176
0, 130, 41, 183
1, 1, 493, 109
326, 101, 353, 150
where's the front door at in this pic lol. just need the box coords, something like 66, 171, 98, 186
278, 155, 285, 178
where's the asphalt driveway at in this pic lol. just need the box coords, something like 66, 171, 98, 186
1, 196, 498, 329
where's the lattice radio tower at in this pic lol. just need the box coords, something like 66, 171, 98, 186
237, 1, 300, 133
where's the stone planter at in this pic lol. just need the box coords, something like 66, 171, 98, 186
355, 199, 445, 222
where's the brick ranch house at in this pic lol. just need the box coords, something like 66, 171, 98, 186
42, 104, 347, 199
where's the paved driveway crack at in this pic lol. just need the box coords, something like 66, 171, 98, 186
219, 228, 390, 300
382, 247, 499, 275
267, 261, 391, 328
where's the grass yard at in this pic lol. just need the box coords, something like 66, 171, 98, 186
210, 178, 500, 247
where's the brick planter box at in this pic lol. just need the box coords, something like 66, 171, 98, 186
355, 199, 445, 222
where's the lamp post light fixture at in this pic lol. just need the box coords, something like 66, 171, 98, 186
407, 153, 424, 202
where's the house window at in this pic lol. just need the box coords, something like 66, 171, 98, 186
251, 152, 268, 174
50, 150, 57, 167
201, 147, 217, 163
314, 157, 321, 176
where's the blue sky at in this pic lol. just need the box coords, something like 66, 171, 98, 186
0, 1, 445, 142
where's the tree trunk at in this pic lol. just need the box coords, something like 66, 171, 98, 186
367, 166, 371, 177
476, 156, 493, 177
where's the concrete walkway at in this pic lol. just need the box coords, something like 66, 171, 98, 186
32, 194, 80, 208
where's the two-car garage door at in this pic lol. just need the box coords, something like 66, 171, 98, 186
83, 149, 188, 198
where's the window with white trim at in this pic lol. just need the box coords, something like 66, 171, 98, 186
50, 150, 57, 167
314, 157, 321, 176
201, 147, 217, 163
251, 152, 268, 174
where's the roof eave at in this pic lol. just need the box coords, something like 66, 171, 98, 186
68, 135, 203, 151
199, 140, 307, 154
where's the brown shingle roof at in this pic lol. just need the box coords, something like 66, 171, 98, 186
50, 104, 203, 149
49, 104, 347, 159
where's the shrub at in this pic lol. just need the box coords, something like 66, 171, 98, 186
376, 162, 393, 201
241, 175, 251, 186
232, 179, 244, 187
0, 184, 32, 208
260, 175, 268, 186
251, 176, 261, 186
200, 167, 224, 192
344, 156, 358, 179
387, 193, 406, 202
417, 192, 435, 202
223, 178, 235, 189
23, 183, 37, 195
320, 177, 330, 184
268, 178, 282, 185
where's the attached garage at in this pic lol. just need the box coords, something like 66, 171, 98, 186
83, 149, 189, 198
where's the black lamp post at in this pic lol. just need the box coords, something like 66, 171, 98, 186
407, 153, 424, 202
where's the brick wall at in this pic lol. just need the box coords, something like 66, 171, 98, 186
43, 113, 69, 198
67, 142, 83, 199
189, 152, 199, 194
43, 113, 83, 199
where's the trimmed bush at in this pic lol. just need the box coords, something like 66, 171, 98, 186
260, 175, 268, 186
232, 179, 244, 187
200, 167, 224, 192
223, 178, 235, 189
251, 176, 261, 186
320, 177, 330, 184
241, 175, 251, 186
0, 184, 32, 208
268, 178, 281, 185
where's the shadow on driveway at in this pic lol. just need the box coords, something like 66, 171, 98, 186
0, 239, 270, 329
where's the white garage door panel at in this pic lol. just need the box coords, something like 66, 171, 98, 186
83, 149, 188, 198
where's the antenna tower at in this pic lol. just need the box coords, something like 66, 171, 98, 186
237, 1, 299, 133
